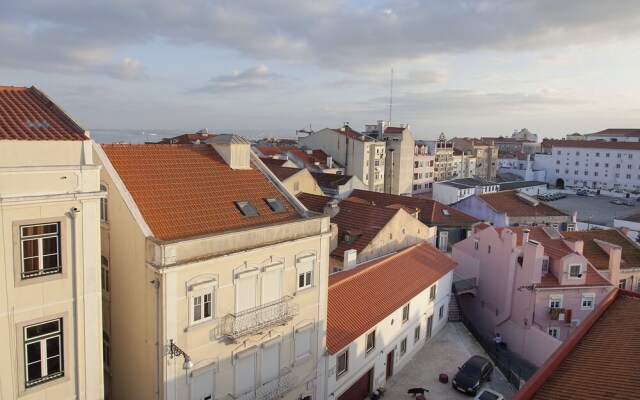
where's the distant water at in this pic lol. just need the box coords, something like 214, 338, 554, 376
90, 128, 297, 144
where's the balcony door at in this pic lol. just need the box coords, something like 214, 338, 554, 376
236, 273, 258, 313
262, 266, 283, 304
261, 342, 280, 384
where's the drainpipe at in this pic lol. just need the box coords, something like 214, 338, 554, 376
68, 207, 82, 398
152, 279, 161, 400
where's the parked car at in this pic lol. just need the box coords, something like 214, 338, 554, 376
576, 191, 589, 196
623, 200, 634, 206
452, 355, 494, 396
610, 199, 624, 205
474, 388, 505, 400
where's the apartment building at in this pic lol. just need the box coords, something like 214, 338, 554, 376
94, 135, 331, 400
412, 142, 435, 195
0, 86, 104, 399
582, 128, 640, 142
451, 149, 477, 179
422, 135, 455, 182
298, 126, 386, 192
497, 152, 547, 182
453, 225, 614, 366
481, 137, 539, 155
432, 178, 500, 205
364, 121, 415, 195
450, 137, 499, 180
262, 164, 324, 197
325, 243, 456, 400
535, 139, 640, 191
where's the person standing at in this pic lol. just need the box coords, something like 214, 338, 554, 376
494, 333, 502, 351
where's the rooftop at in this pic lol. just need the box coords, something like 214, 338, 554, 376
498, 181, 547, 191
263, 165, 302, 181
563, 229, 640, 271
310, 172, 355, 189
328, 125, 379, 142
0, 85, 87, 140
514, 289, 640, 400
476, 190, 571, 217
327, 242, 457, 354
156, 133, 215, 144
585, 128, 640, 137
101, 144, 301, 241
541, 139, 640, 151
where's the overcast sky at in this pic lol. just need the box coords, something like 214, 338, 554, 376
2, 0, 640, 141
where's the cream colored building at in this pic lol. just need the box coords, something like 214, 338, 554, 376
298, 126, 386, 192
0, 86, 104, 399
94, 135, 331, 400
263, 164, 325, 197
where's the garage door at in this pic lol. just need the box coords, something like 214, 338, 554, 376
338, 368, 372, 400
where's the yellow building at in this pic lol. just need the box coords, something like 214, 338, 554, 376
0, 86, 104, 399
94, 134, 331, 400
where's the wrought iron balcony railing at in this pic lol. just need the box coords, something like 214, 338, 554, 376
219, 296, 299, 340
229, 368, 297, 400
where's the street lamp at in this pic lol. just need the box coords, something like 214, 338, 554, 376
165, 339, 193, 370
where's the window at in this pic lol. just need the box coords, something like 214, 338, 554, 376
298, 270, 312, 290
549, 295, 563, 309
629, 165, 633, 170
101, 256, 110, 295
294, 323, 313, 360
24, 319, 64, 387
618, 153, 622, 158
474, 240, 479, 250
189, 279, 217, 326
365, 330, 375, 354
336, 350, 348, 377
616, 164, 621, 169
488, 245, 491, 254
100, 184, 108, 222
556, 160, 560, 165
595, 162, 599, 167
234, 201, 258, 216
569, 264, 581, 278
542, 258, 549, 274
627, 174, 632, 179
619, 279, 627, 289
606, 153, 610, 158
575, 161, 579, 166
576, 151, 580, 156
400, 337, 407, 356
20, 223, 61, 279
595, 152, 600, 157
103, 330, 110, 371
581, 293, 595, 310
438, 305, 445, 320
191, 363, 216, 400
429, 285, 437, 302
193, 293, 213, 323
293, 182, 300, 191
414, 325, 421, 343
402, 304, 410, 323
265, 198, 286, 212
548, 327, 559, 339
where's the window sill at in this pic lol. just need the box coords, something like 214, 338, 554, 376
185, 317, 217, 333
293, 353, 312, 366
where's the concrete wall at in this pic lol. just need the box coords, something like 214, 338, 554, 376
432, 183, 473, 205
452, 196, 508, 227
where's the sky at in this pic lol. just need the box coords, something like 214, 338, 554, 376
2, 0, 640, 142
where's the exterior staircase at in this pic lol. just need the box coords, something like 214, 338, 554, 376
448, 294, 461, 322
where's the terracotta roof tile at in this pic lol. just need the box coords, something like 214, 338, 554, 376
296, 192, 331, 214
327, 242, 457, 354
101, 144, 301, 240
289, 149, 344, 169
542, 139, 640, 150
348, 189, 479, 226
264, 165, 303, 181
310, 172, 354, 189
259, 157, 289, 167
586, 128, 640, 137
384, 126, 405, 134
477, 190, 571, 217
515, 290, 640, 400
563, 229, 640, 271
0, 86, 87, 140
329, 126, 378, 142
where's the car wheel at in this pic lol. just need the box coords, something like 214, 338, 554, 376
488, 373, 492, 382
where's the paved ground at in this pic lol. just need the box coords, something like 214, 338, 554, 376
546, 193, 636, 227
384, 322, 516, 400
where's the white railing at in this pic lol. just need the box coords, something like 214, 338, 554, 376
229, 369, 297, 400
219, 296, 299, 340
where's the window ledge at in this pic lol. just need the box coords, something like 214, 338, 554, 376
185, 317, 217, 333
293, 353, 312, 366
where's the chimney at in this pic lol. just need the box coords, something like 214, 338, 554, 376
523, 228, 530, 244
594, 239, 622, 286
206, 134, 252, 170
326, 156, 333, 169
323, 199, 340, 218
306, 149, 313, 155
344, 249, 357, 270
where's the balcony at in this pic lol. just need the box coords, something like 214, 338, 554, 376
230, 368, 297, 400
219, 296, 299, 340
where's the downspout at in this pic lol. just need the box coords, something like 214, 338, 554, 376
152, 278, 161, 400
68, 207, 82, 397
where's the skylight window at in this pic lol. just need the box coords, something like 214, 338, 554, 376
442, 209, 450, 216
265, 198, 286, 212
235, 201, 258, 216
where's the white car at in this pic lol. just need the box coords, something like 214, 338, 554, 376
474, 388, 504, 400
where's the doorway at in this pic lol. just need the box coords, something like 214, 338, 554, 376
386, 350, 394, 379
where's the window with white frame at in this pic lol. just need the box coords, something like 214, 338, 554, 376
414, 325, 420, 343
296, 255, 314, 291
24, 319, 64, 387
549, 295, 563, 309
581, 293, 595, 310
101, 256, 109, 295
336, 350, 348, 378
191, 363, 216, 400
548, 327, 559, 339
189, 279, 217, 326
400, 337, 407, 356
619, 279, 627, 289
294, 323, 313, 360
429, 285, 436, 302
365, 330, 375, 354
541, 258, 549, 275
402, 304, 410, 323
100, 184, 108, 222
20, 223, 62, 279
569, 264, 582, 278
438, 305, 445, 320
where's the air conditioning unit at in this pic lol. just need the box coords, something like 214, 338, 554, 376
570, 319, 580, 328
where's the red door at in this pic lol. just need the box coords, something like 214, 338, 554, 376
338, 368, 373, 400
386, 350, 394, 379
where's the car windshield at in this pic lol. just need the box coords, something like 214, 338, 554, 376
460, 363, 482, 378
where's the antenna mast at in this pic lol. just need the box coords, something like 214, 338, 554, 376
389, 68, 393, 124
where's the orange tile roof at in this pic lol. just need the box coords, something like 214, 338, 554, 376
542, 139, 640, 150
477, 190, 571, 217
264, 165, 302, 181
256, 146, 296, 156
327, 242, 457, 354
101, 144, 301, 241
0, 86, 87, 140
259, 157, 289, 167
587, 128, 640, 137
515, 289, 640, 400
348, 189, 479, 226
563, 229, 640, 271
289, 149, 343, 169
296, 192, 331, 214
329, 126, 378, 142
384, 126, 406, 134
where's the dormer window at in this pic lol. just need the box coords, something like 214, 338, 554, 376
234, 201, 258, 216
265, 198, 286, 212
569, 264, 582, 278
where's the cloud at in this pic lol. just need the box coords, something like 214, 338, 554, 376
193, 64, 281, 93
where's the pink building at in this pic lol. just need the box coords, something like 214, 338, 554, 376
452, 224, 614, 366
